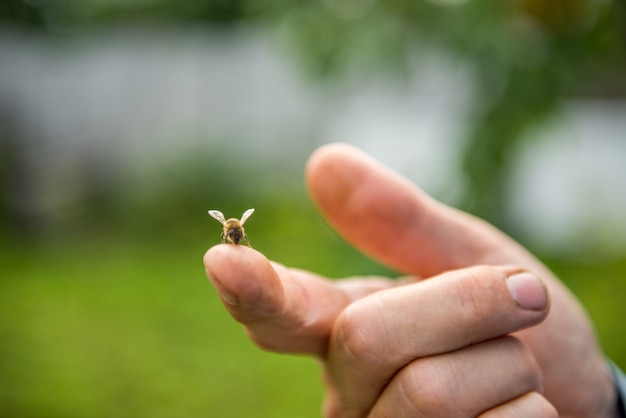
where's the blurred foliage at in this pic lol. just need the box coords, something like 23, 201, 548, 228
265, 0, 626, 227
0, 237, 325, 418
0, 0, 248, 30
2, 0, 625, 228
0, 0, 42, 27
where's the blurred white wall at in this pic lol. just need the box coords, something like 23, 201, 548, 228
509, 101, 626, 257
1, 24, 625, 256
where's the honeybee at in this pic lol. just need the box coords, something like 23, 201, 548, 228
208, 208, 255, 247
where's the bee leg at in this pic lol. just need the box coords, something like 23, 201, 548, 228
244, 234, 252, 248
220, 232, 226, 244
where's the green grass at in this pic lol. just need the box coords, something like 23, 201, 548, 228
545, 257, 626, 367
0, 239, 324, 418
1, 229, 625, 418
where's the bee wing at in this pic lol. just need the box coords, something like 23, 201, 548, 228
208, 210, 226, 225
240, 208, 255, 225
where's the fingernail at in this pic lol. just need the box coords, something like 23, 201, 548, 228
206, 271, 238, 306
506, 272, 548, 311
218, 288, 238, 306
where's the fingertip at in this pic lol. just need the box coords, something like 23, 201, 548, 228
203, 243, 259, 276
204, 244, 249, 287
203, 244, 285, 316
306, 143, 357, 202
306, 142, 364, 175
305, 142, 430, 274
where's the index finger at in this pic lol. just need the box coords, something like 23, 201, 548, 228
203, 244, 398, 356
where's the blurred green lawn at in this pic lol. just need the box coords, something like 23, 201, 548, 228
0, 186, 393, 418
0, 237, 325, 418
1, 209, 625, 418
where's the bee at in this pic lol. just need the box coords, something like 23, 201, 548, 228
208, 208, 255, 247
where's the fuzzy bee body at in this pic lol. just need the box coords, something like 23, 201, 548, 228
208, 208, 254, 247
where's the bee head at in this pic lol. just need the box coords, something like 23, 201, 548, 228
228, 228, 243, 245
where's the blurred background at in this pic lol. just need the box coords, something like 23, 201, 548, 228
1, 0, 626, 417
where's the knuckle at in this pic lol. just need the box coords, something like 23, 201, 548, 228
396, 358, 461, 416
332, 298, 387, 366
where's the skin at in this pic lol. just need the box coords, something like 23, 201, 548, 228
203, 143, 618, 418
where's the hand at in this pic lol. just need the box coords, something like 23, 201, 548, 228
203, 143, 618, 417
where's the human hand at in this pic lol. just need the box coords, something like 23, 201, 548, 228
203, 143, 617, 417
